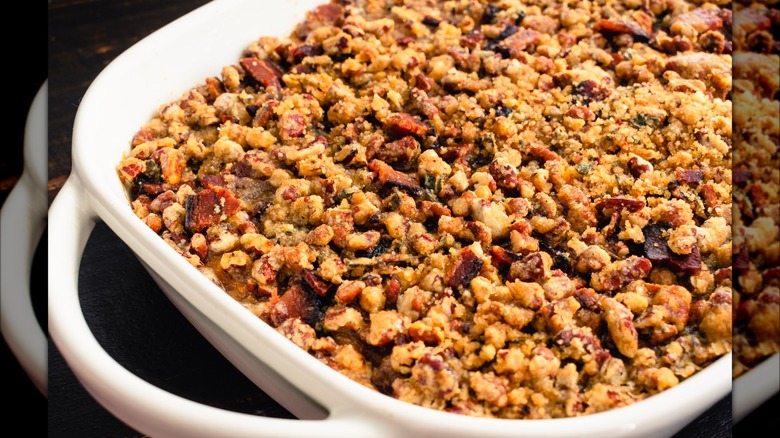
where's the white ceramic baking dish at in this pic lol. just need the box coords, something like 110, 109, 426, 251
43, 0, 743, 436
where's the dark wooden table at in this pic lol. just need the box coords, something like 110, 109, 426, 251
11, 0, 769, 436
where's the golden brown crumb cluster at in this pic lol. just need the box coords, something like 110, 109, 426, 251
732, 0, 780, 379
118, 0, 733, 418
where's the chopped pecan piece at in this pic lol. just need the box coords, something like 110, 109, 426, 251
676, 169, 703, 184
369, 160, 423, 196
508, 252, 552, 282
594, 197, 645, 213
302, 269, 331, 297
384, 113, 431, 138
591, 256, 652, 292
240, 58, 284, 88
368, 135, 420, 167
445, 247, 484, 289
670, 7, 724, 35
496, 29, 542, 58
593, 13, 652, 42
489, 246, 521, 268
528, 145, 562, 162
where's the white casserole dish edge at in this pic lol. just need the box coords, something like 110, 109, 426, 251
46, 0, 737, 436
0, 81, 48, 397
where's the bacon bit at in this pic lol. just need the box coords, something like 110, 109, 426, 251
135, 177, 165, 197
438, 143, 476, 162
627, 156, 653, 178
298, 2, 345, 37
733, 169, 751, 185
237, 221, 257, 234
240, 58, 284, 88
594, 197, 645, 212
571, 80, 611, 103
302, 269, 331, 297
201, 174, 226, 189
490, 246, 521, 267
460, 28, 483, 49
699, 184, 719, 208
489, 160, 518, 189
486, 24, 519, 51
566, 105, 596, 121
184, 188, 241, 232
643, 224, 702, 274
671, 7, 724, 34
528, 145, 562, 162
749, 184, 769, 208
369, 159, 423, 196
281, 186, 299, 202
593, 14, 651, 42
676, 169, 703, 184
759, 289, 780, 305
252, 100, 279, 128
422, 15, 441, 26
384, 113, 431, 138
271, 284, 323, 327
733, 244, 750, 273
496, 29, 543, 58
445, 247, 484, 289
118, 159, 146, 183
385, 274, 401, 305
291, 44, 324, 63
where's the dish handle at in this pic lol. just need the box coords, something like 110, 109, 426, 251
0, 170, 48, 396
0, 81, 48, 396
48, 176, 383, 437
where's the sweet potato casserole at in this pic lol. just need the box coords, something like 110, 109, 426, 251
732, 0, 779, 379
117, 0, 734, 419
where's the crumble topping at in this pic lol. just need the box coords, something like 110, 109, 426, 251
118, 0, 736, 419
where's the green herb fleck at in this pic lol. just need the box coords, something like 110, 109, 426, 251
631, 114, 659, 128
575, 163, 592, 175
335, 188, 357, 204
422, 175, 443, 193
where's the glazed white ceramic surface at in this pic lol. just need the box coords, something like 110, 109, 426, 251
44, 0, 749, 436
1, 81, 48, 396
